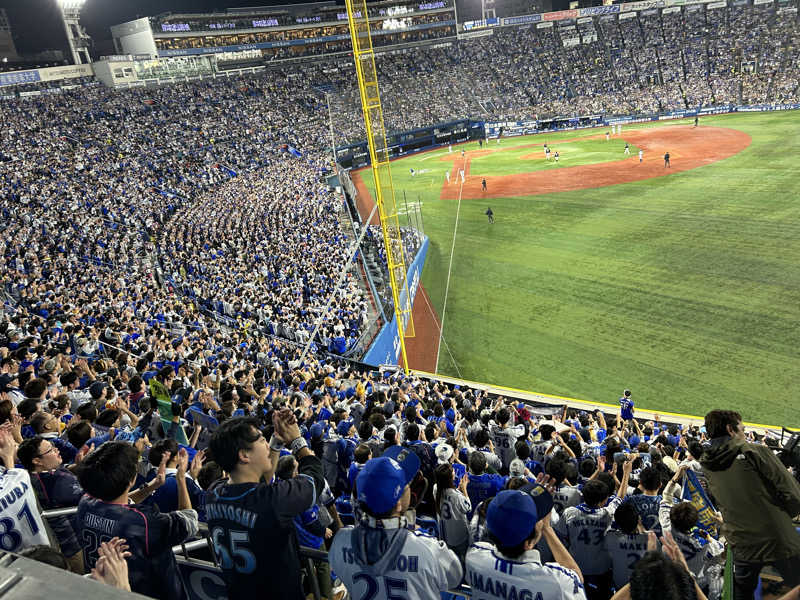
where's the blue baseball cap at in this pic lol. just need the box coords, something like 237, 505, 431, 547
310, 423, 325, 439
486, 490, 538, 547
337, 420, 354, 437
357, 446, 420, 515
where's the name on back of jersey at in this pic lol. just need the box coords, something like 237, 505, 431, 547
469, 569, 545, 600
206, 503, 259, 529
339, 546, 419, 572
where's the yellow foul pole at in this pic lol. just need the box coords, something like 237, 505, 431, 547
344, 0, 415, 373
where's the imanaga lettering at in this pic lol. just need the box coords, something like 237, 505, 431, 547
469, 572, 543, 600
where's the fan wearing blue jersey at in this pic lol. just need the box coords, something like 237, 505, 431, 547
626, 466, 662, 533
330, 445, 463, 600
75, 441, 199, 600
466, 451, 505, 517
466, 485, 586, 600
619, 390, 634, 423
206, 410, 325, 600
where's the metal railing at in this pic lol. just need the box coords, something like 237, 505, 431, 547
40, 508, 472, 599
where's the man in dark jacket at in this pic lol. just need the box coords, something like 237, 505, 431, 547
700, 409, 800, 600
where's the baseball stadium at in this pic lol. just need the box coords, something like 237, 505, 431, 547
0, 0, 799, 598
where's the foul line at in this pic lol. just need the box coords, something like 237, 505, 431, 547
435, 161, 465, 373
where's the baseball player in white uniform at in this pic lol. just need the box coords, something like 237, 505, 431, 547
638, 149, 643, 163
330, 446, 463, 600
466, 485, 587, 600
445, 171, 450, 183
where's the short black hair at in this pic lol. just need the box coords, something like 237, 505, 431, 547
149, 439, 179, 467
638, 466, 661, 492
546, 458, 567, 486
18, 436, 44, 471
17, 398, 40, 420
66, 421, 92, 449
474, 429, 489, 448
197, 462, 224, 490
538, 424, 555, 441
670, 502, 699, 533
354, 443, 371, 464
208, 417, 262, 473
275, 455, 297, 480
76, 403, 97, 423
497, 408, 510, 425
582, 479, 611, 507
469, 450, 487, 475
515, 440, 531, 460
95, 409, 120, 428
579, 458, 597, 478
77, 442, 139, 501
406, 423, 420, 442
615, 501, 640, 534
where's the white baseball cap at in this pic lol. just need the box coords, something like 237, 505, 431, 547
435, 443, 454, 465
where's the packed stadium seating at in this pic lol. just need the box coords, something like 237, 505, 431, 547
0, 1, 799, 598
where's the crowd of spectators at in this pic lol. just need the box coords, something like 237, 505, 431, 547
0, 4, 798, 597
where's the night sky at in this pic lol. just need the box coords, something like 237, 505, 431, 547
0, 0, 570, 58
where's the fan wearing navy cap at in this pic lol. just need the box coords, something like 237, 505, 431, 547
466, 484, 586, 600
330, 445, 463, 599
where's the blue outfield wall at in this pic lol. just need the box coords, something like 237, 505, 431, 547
362, 237, 429, 367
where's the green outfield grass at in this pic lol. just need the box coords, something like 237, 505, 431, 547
468, 137, 642, 176
356, 112, 800, 427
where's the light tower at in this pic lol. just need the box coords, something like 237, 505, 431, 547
56, 0, 92, 64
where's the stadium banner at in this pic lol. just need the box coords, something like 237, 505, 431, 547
537, 21, 555, 28
0, 70, 41, 87
735, 102, 800, 111
563, 37, 581, 46
462, 18, 499, 30
502, 13, 543, 25
753, 0, 772, 4
459, 28, 494, 38
577, 16, 593, 23
578, 4, 620, 15
707, 1, 727, 8
618, 11, 639, 19
621, 0, 666, 11
662, 6, 682, 14
542, 8, 578, 20
177, 560, 227, 600
362, 237, 429, 367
